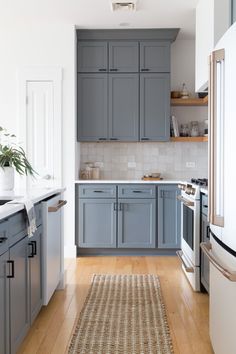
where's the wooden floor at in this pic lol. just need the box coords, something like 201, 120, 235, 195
18, 256, 213, 354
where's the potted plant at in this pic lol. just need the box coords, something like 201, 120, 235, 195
0, 127, 35, 190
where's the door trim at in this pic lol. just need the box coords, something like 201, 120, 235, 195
17, 67, 62, 189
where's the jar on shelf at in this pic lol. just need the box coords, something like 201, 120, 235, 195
190, 121, 199, 137
180, 124, 189, 137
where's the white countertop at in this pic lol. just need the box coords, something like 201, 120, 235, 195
75, 179, 181, 184
0, 187, 65, 220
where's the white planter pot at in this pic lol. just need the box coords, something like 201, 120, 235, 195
0, 167, 14, 191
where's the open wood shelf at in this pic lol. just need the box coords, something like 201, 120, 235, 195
171, 96, 208, 106
170, 136, 208, 142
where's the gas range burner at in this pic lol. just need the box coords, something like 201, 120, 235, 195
191, 178, 208, 186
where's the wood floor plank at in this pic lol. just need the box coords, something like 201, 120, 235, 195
18, 256, 213, 354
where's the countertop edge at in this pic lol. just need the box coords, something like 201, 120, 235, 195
0, 187, 66, 220
75, 180, 181, 184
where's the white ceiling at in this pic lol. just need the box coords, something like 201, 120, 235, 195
0, 0, 198, 39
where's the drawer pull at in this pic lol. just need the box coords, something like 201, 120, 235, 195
7, 260, 15, 278
98, 138, 107, 141
132, 190, 143, 193
0, 236, 7, 243
48, 200, 67, 212
141, 68, 150, 71
141, 137, 150, 141
93, 190, 105, 193
110, 68, 118, 71
176, 250, 194, 273
98, 68, 107, 72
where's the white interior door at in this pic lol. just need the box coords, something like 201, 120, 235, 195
18, 68, 62, 189
26, 81, 54, 188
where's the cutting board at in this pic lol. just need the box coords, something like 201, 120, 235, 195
142, 177, 163, 181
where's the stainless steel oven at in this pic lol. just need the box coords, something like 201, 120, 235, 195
176, 183, 201, 291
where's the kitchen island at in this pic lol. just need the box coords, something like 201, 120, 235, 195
0, 187, 65, 354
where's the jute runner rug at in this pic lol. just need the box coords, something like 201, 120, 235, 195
68, 274, 173, 354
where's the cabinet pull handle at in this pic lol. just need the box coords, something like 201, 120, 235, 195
114, 203, 118, 211
119, 203, 123, 211
203, 205, 208, 208
110, 68, 118, 71
98, 68, 107, 72
110, 138, 119, 141
141, 68, 150, 72
98, 138, 107, 141
132, 190, 143, 193
141, 137, 150, 141
48, 200, 67, 212
7, 260, 15, 278
28, 242, 34, 258
32, 240, 37, 256
0, 236, 7, 243
93, 190, 104, 193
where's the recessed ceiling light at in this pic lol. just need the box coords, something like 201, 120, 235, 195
111, 0, 137, 12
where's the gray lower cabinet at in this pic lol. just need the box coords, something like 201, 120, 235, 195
29, 225, 42, 324
0, 251, 10, 354
77, 73, 108, 141
140, 73, 170, 141
77, 41, 108, 73
157, 185, 181, 248
109, 41, 139, 72
118, 198, 156, 248
9, 237, 30, 354
79, 198, 117, 248
140, 41, 170, 73
109, 74, 139, 141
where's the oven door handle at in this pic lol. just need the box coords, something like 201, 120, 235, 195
176, 250, 194, 273
200, 242, 236, 281
177, 195, 194, 207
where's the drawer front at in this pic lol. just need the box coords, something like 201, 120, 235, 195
35, 203, 43, 227
118, 185, 156, 199
201, 194, 208, 216
79, 185, 117, 199
0, 220, 9, 255
8, 211, 27, 246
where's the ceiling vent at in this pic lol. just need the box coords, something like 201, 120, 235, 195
111, 0, 137, 12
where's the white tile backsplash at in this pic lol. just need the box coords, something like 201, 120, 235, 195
79, 142, 208, 180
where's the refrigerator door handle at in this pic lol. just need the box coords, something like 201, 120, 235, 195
209, 49, 225, 227
200, 242, 236, 281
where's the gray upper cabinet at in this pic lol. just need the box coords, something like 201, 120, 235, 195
77, 41, 108, 72
109, 74, 139, 141
78, 198, 117, 248
118, 198, 156, 248
77, 73, 108, 141
109, 41, 139, 72
157, 185, 181, 249
140, 73, 170, 141
140, 41, 170, 72
0, 251, 10, 354
10, 237, 30, 354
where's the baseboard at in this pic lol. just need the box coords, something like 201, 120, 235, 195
77, 247, 179, 257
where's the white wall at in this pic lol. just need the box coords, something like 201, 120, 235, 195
0, 24, 76, 257
171, 39, 196, 95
